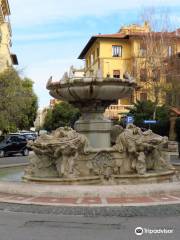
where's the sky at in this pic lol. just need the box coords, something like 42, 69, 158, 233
9, 0, 180, 108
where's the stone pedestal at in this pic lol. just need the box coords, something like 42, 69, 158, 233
75, 113, 112, 148
169, 116, 177, 141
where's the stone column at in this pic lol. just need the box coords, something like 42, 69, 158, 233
169, 115, 177, 141
75, 110, 112, 149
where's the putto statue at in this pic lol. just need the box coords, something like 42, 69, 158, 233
24, 124, 174, 184
114, 124, 173, 175
25, 127, 90, 178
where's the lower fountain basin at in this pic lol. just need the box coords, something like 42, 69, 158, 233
23, 170, 175, 185
0, 166, 174, 185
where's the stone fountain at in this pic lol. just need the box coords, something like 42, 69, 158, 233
24, 76, 175, 184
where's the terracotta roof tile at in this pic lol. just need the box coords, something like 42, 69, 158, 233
78, 28, 180, 59
171, 107, 180, 115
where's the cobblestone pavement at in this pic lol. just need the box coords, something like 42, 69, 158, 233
0, 210, 180, 240
1, 202, 180, 217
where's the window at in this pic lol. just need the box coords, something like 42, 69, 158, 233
152, 69, 160, 82
130, 94, 134, 104
17, 136, 26, 142
93, 51, 95, 62
168, 46, 172, 57
9, 136, 19, 142
91, 54, 94, 65
98, 59, 100, 69
89, 56, 91, 65
139, 41, 147, 57
97, 48, 99, 58
140, 92, 147, 101
112, 45, 122, 57
113, 70, 120, 78
166, 74, 172, 83
166, 93, 172, 105
140, 69, 147, 82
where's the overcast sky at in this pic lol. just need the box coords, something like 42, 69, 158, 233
9, 0, 180, 108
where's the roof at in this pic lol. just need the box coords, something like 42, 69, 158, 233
78, 33, 128, 59
171, 107, 180, 116
78, 30, 180, 59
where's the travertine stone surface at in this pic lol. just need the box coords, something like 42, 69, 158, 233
75, 118, 112, 148
25, 127, 90, 178
25, 125, 175, 184
47, 77, 136, 149
114, 124, 174, 175
25, 76, 175, 184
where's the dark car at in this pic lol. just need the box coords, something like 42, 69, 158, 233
20, 132, 37, 141
0, 136, 4, 142
0, 134, 29, 158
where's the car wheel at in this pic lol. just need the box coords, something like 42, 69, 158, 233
22, 149, 29, 156
0, 150, 5, 158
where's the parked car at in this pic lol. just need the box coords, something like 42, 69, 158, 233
9, 131, 37, 141
0, 134, 30, 158
20, 132, 37, 141
0, 136, 4, 142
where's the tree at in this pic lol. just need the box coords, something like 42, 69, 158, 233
128, 100, 170, 136
43, 101, 80, 131
133, 9, 178, 118
0, 67, 38, 133
0, 67, 21, 132
17, 78, 38, 130
165, 53, 180, 108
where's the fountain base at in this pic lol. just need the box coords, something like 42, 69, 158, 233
24, 126, 175, 185
23, 170, 175, 185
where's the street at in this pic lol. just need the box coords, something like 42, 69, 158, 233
0, 155, 28, 166
0, 210, 179, 240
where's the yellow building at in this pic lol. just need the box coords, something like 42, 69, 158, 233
78, 22, 180, 119
0, 0, 18, 71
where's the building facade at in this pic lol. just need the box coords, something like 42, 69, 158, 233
34, 108, 49, 130
78, 22, 180, 119
0, 0, 18, 71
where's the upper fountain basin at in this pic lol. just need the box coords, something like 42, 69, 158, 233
47, 77, 136, 102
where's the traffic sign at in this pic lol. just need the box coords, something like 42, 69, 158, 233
126, 116, 134, 124
144, 120, 157, 124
